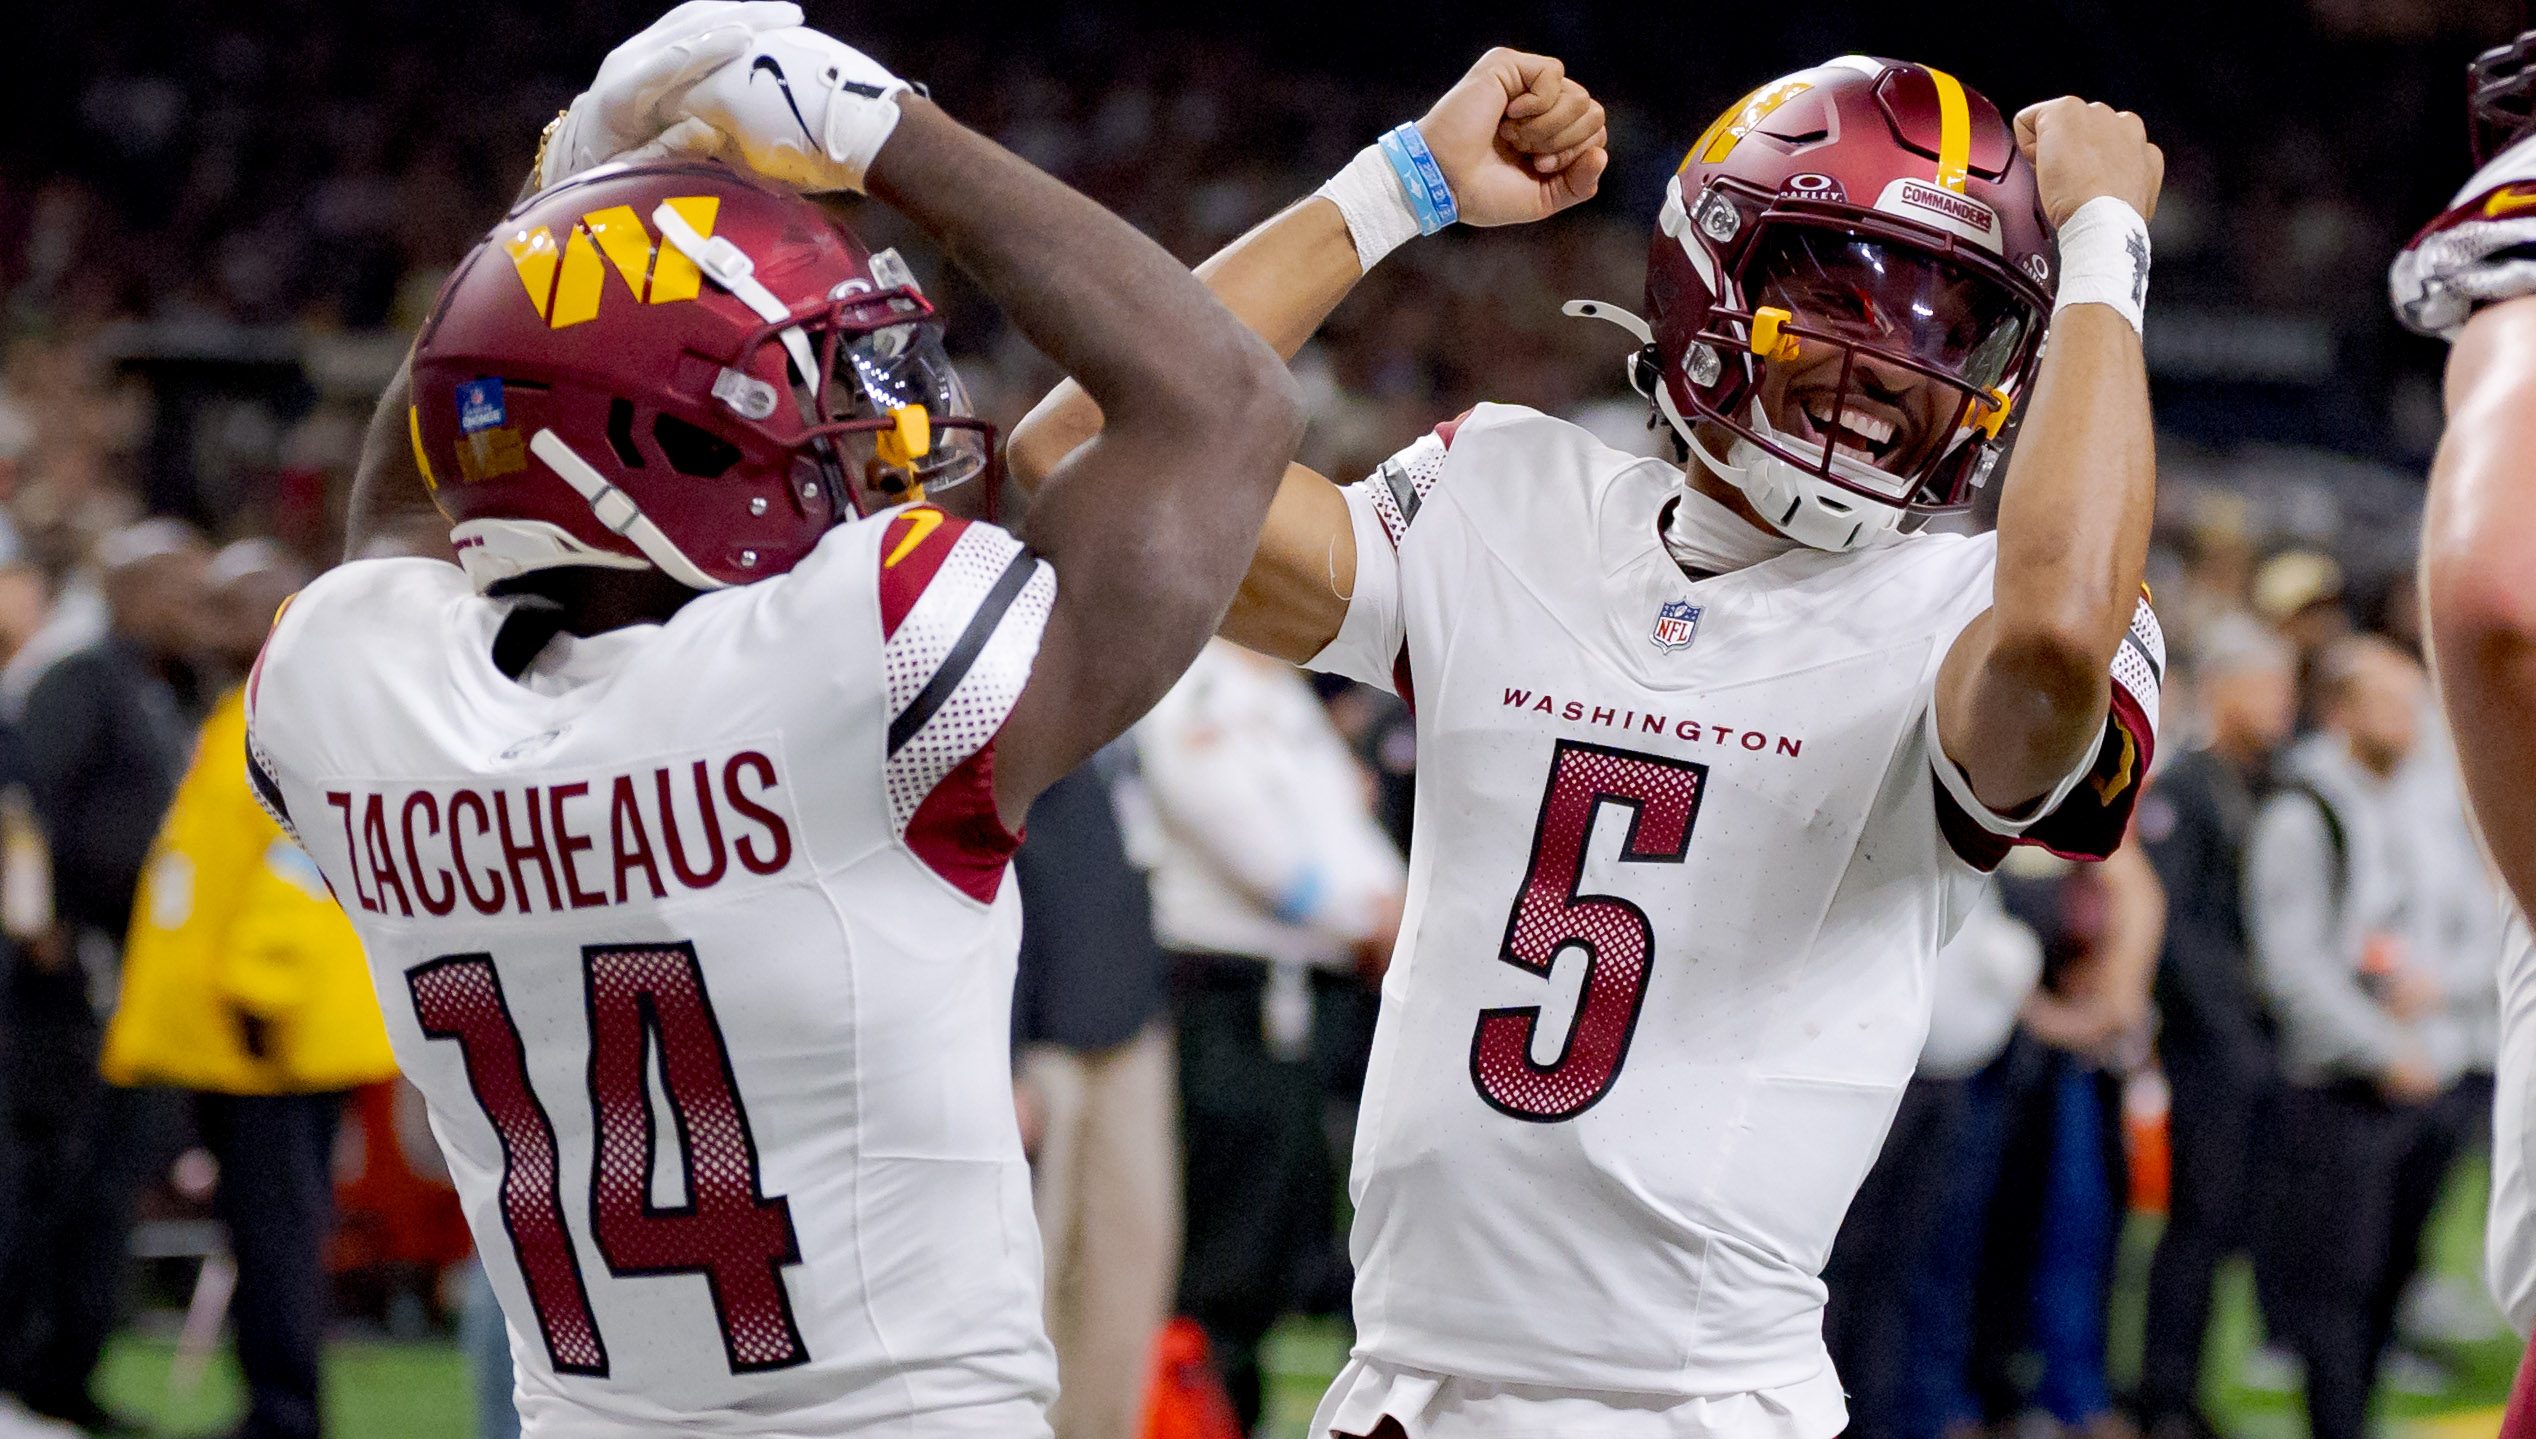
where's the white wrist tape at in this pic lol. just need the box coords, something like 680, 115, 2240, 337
2053, 195, 2152, 335
1315, 143, 1424, 272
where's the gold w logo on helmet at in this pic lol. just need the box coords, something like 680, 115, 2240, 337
503, 197, 722, 329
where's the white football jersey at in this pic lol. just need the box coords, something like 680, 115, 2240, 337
1307, 404, 2157, 1421
247, 508, 1059, 1437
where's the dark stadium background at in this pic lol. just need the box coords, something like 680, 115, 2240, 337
5, 0, 2524, 1435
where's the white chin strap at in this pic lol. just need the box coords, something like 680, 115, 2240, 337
1563, 295, 1911, 554
529, 429, 730, 590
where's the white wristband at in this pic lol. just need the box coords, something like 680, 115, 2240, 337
2052, 195, 2151, 335
1315, 143, 1424, 272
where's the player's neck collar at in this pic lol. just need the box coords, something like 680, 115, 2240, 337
1662, 476, 1804, 579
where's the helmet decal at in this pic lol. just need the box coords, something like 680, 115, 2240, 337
504, 196, 720, 329
1685, 80, 1812, 170
413, 161, 998, 593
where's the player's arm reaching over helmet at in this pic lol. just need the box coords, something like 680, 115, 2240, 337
347, 23, 1303, 831
345, 2, 813, 559
859, 99, 1306, 824
1005, 49, 1606, 662
1929, 99, 2163, 818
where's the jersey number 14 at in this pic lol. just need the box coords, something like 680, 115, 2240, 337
1472, 740, 1707, 1122
407, 942, 807, 1377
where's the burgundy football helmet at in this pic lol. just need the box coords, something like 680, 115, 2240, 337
1605, 57, 2055, 550
410, 161, 992, 592
2473, 30, 2536, 166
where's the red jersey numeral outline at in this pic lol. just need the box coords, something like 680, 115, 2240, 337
1470, 741, 1707, 1122
409, 942, 808, 1377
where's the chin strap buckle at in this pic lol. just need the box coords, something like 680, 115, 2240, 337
1748, 306, 1801, 363
872, 403, 932, 505
1971, 385, 2013, 441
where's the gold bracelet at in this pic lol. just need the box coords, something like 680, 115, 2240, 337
529, 110, 568, 190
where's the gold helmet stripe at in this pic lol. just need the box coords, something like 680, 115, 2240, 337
407, 405, 437, 493
1926, 65, 1973, 193
1686, 79, 1813, 170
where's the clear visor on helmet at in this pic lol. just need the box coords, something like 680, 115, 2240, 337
1750, 225, 2034, 394
822, 318, 991, 496
1723, 222, 2037, 502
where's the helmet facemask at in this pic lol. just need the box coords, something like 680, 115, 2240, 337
2472, 30, 2536, 166
734, 262, 1000, 526
1674, 199, 2043, 549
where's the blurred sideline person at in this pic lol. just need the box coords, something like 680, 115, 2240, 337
2, 517, 211, 1433
1005, 43, 2163, 1437
99, 541, 400, 1439
1011, 742, 1179, 1439
2246, 636, 2447, 1439
247, 7, 1302, 1436
2131, 614, 2298, 1439
1823, 888, 2041, 1439
1137, 640, 1404, 1430
1930, 842, 2161, 1438
0, 561, 52, 1439
2391, 33, 2536, 1423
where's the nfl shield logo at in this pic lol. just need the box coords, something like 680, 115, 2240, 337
1651, 599, 1702, 652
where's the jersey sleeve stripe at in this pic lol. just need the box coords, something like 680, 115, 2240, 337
886, 547, 1040, 757
245, 730, 299, 843
1360, 431, 1451, 550
1382, 461, 1424, 532
876, 507, 962, 641
884, 559, 1055, 848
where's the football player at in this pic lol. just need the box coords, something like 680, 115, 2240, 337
1002, 51, 2166, 1435
246, 10, 1303, 1437
2391, 25, 2536, 1432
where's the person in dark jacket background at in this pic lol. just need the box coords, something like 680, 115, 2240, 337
0, 518, 210, 1433
2133, 614, 2299, 1439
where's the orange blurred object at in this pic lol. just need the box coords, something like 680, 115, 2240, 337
1141, 1317, 1246, 1439
332, 1080, 472, 1275
2125, 1069, 2172, 1216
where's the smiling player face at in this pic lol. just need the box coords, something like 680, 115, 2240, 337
1741, 226, 2034, 490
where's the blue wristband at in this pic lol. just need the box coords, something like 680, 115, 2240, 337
1377, 124, 1459, 236
1270, 867, 1329, 927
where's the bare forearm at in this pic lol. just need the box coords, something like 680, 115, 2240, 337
1943, 305, 2155, 807
866, 99, 1300, 820
1009, 194, 1365, 490
2425, 298, 2536, 924
867, 99, 1289, 443
345, 354, 449, 562
1994, 306, 2155, 675
2095, 839, 2165, 1000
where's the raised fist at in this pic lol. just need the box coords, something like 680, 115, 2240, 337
1415, 48, 1609, 228
2013, 97, 2164, 230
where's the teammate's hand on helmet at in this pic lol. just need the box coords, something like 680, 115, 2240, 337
665, 26, 916, 193
2012, 97, 2164, 230
1416, 49, 1608, 228
539, 0, 805, 190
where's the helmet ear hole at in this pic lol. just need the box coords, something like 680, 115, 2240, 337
653, 414, 743, 479
606, 399, 646, 470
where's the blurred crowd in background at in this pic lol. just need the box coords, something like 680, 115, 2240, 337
0, 0, 2524, 1437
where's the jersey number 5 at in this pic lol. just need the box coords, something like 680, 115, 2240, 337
408, 942, 807, 1378
1471, 740, 1706, 1122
